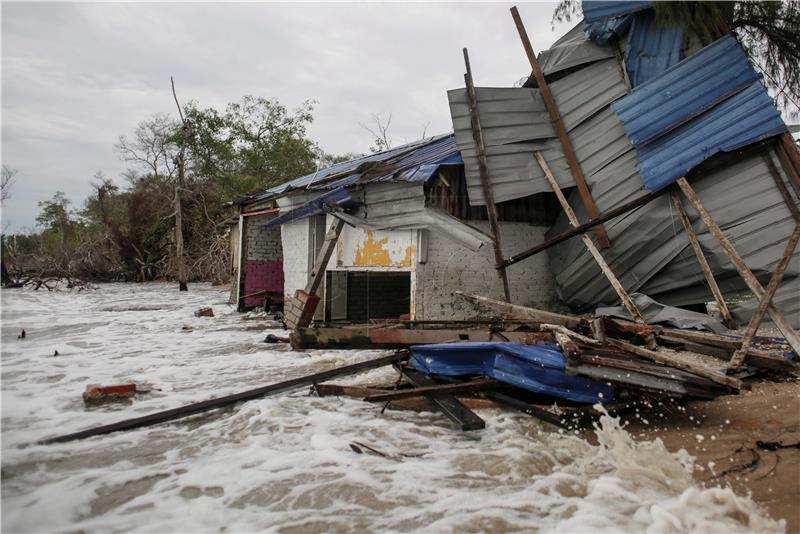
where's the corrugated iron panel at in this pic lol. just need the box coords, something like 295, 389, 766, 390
582, 1, 651, 23
585, 15, 632, 44
539, 21, 616, 75
624, 9, 683, 87
449, 59, 627, 205
613, 35, 761, 146
247, 134, 461, 203
635, 82, 786, 192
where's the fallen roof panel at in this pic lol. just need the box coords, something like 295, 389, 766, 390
613, 35, 762, 147
623, 9, 683, 87
582, 0, 651, 23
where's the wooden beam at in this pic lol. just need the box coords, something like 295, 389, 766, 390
454, 291, 583, 328
307, 218, 345, 295
40, 351, 408, 445
776, 135, 800, 199
462, 48, 511, 301
671, 191, 734, 326
763, 152, 800, 222
481, 391, 568, 428
607, 338, 742, 391
364, 378, 496, 402
535, 151, 645, 323
729, 223, 800, 368
509, 6, 610, 248
676, 177, 800, 355
499, 191, 660, 269
402, 369, 486, 431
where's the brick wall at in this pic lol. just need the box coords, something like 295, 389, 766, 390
414, 221, 560, 320
244, 215, 284, 306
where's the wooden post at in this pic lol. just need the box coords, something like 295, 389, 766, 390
510, 6, 611, 249
463, 48, 511, 301
534, 151, 645, 323
670, 191, 734, 326
676, 177, 800, 354
776, 135, 800, 200
306, 218, 345, 295
729, 223, 800, 368
763, 153, 800, 222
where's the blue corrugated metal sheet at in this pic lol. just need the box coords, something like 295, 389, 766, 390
582, 1, 650, 23
260, 187, 357, 228
636, 82, 786, 191
613, 35, 761, 146
585, 15, 632, 44
624, 10, 683, 87
409, 342, 614, 403
247, 134, 462, 204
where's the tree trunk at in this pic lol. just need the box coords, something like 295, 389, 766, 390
174, 174, 188, 292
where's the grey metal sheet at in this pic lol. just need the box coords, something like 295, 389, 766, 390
449, 59, 627, 206
539, 21, 616, 76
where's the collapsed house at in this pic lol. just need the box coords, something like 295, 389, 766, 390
233, 1, 799, 341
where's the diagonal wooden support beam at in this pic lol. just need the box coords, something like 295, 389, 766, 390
729, 223, 800, 369
462, 48, 511, 301
671, 191, 734, 327
763, 152, 800, 222
510, 6, 610, 249
535, 151, 644, 323
676, 177, 800, 355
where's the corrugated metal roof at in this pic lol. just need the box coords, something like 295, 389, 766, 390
635, 82, 786, 192
613, 35, 762, 146
582, 1, 651, 23
584, 15, 632, 44
449, 59, 627, 205
624, 9, 683, 87
539, 21, 616, 75
246, 134, 462, 204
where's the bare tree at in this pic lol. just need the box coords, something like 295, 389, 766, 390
360, 112, 393, 153
2, 165, 17, 205
171, 76, 189, 292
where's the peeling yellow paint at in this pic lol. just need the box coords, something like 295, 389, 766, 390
354, 230, 392, 266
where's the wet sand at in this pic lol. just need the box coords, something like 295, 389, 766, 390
628, 379, 800, 532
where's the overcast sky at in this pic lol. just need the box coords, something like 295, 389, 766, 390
1, 1, 573, 232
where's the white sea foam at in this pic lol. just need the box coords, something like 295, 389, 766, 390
0, 283, 785, 532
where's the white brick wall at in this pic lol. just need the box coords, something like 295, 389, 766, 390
414, 221, 559, 320
281, 219, 310, 298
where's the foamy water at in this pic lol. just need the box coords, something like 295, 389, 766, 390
1, 283, 784, 532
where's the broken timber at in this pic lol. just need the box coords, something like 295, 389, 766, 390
402, 369, 486, 431
499, 191, 660, 269
454, 291, 583, 329
534, 151, 645, 323
285, 218, 345, 329
510, 6, 610, 249
676, 177, 800, 355
670, 191, 734, 326
729, 222, 800, 369
40, 351, 408, 445
462, 48, 511, 301
363, 378, 497, 403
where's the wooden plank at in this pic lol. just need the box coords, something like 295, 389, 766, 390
656, 329, 798, 369
462, 48, 511, 301
676, 177, 800, 355
40, 352, 408, 445
671, 191, 734, 326
776, 137, 800, 200
729, 223, 800, 368
499, 191, 660, 269
481, 391, 568, 428
307, 218, 345, 295
763, 152, 800, 222
535, 151, 645, 323
510, 6, 610, 248
454, 291, 583, 329
402, 369, 486, 431
607, 338, 742, 390
364, 378, 496, 402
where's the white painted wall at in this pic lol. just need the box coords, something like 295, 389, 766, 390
414, 221, 559, 320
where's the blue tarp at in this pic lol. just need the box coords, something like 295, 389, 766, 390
409, 342, 614, 404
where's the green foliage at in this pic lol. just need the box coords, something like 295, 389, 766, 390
36, 192, 71, 230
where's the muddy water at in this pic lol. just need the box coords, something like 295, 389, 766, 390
0, 283, 785, 532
